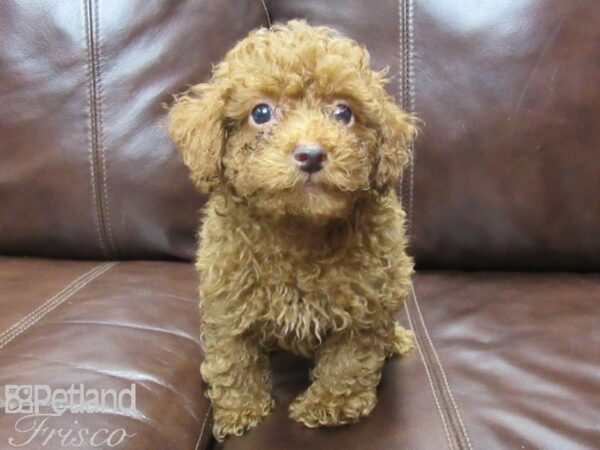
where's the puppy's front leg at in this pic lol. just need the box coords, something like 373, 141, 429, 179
201, 331, 274, 441
288, 329, 387, 427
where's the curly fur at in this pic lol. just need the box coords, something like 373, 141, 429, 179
169, 20, 417, 441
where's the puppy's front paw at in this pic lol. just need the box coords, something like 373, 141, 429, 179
288, 386, 377, 428
212, 395, 274, 441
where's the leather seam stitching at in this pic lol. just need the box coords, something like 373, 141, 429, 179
195, 405, 212, 450
259, 0, 272, 27
399, 0, 416, 233
411, 285, 473, 449
83, 0, 108, 257
0, 263, 118, 350
406, 0, 416, 233
85, 0, 117, 258
405, 294, 454, 449
397, 0, 404, 207
92, 0, 118, 258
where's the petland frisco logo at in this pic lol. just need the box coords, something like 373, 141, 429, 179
4, 384, 136, 447
5, 384, 136, 415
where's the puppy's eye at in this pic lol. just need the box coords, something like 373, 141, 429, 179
332, 103, 353, 125
250, 103, 274, 126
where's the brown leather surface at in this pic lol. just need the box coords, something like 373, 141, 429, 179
0, 0, 267, 260
0, 259, 99, 336
410, 271, 600, 449
409, 0, 600, 270
218, 271, 600, 450
0, 257, 210, 450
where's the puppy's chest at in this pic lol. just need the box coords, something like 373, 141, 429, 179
252, 254, 362, 352
257, 291, 339, 355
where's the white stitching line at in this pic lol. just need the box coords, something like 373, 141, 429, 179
195, 406, 211, 450
407, 0, 416, 233
397, 0, 403, 205
0, 263, 118, 350
93, 0, 117, 257
259, 0, 271, 27
398, 0, 416, 232
411, 285, 473, 450
0, 263, 116, 348
405, 296, 454, 450
0, 263, 101, 344
398, 0, 412, 207
83, 0, 108, 257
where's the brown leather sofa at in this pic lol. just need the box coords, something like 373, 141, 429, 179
1, 1, 598, 449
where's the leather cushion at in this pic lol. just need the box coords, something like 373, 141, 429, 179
0, 257, 210, 450
409, 0, 600, 269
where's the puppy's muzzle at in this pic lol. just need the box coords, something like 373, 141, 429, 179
293, 145, 327, 174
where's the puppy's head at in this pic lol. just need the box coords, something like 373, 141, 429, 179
169, 20, 415, 222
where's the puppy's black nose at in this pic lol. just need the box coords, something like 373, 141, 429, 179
293, 145, 326, 174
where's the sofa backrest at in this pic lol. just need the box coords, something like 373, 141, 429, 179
1, 0, 599, 270
409, 0, 600, 270
0, 0, 267, 260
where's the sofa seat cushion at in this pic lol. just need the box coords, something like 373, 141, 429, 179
220, 271, 600, 450
0, 257, 209, 450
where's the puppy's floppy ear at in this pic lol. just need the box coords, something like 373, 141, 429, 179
373, 98, 417, 190
168, 81, 228, 192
